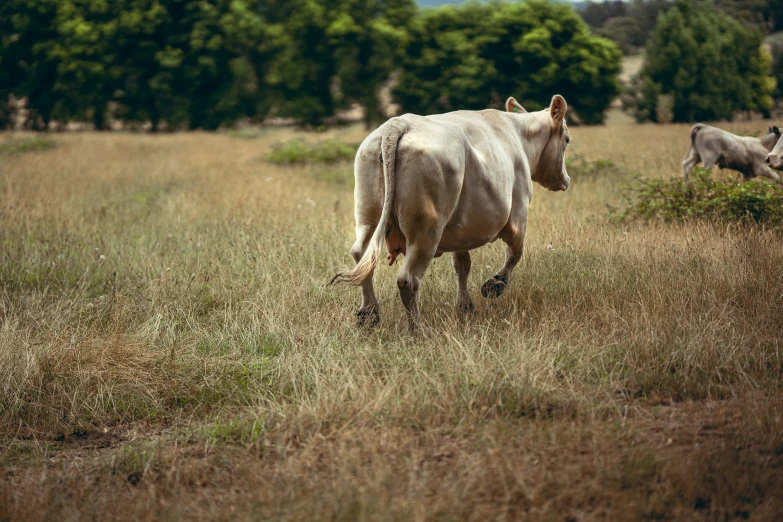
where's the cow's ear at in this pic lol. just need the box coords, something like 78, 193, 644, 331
506, 97, 526, 114
774, 126, 781, 136
550, 95, 567, 127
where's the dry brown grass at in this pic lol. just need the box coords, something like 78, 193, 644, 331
1, 120, 782, 521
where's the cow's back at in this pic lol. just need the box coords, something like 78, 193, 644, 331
392, 111, 523, 252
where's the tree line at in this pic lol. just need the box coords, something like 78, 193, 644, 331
0, 0, 779, 130
0, 0, 622, 130
623, 0, 777, 123
579, 0, 783, 55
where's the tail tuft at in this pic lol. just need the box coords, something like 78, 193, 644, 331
330, 118, 407, 287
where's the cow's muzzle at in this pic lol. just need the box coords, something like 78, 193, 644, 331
767, 154, 783, 170
555, 175, 570, 192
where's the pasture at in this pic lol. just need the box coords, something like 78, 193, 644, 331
1, 119, 782, 520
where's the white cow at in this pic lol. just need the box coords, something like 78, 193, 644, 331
330, 95, 572, 329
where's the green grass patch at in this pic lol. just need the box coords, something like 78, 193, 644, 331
613, 168, 783, 226
311, 167, 354, 186
0, 135, 56, 155
265, 138, 358, 165
221, 127, 269, 140
202, 418, 267, 446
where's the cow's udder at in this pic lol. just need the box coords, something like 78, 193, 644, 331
386, 224, 406, 265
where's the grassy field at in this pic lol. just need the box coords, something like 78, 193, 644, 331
1, 118, 782, 521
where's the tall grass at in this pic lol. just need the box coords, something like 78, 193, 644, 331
1, 123, 781, 520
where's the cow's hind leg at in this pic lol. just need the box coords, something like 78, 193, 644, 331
482, 211, 527, 299
451, 251, 474, 313
397, 238, 439, 331
700, 152, 720, 172
351, 224, 380, 327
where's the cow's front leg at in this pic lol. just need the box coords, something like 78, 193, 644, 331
482, 216, 527, 299
754, 161, 782, 182
351, 224, 380, 327
451, 251, 474, 313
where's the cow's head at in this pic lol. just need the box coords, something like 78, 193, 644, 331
508, 95, 571, 191
766, 130, 783, 170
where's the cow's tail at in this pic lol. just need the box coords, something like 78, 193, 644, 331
690, 123, 705, 144
329, 118, 407, 287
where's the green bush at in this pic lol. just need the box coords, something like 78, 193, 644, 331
265, 138, 358, 165
613, 168, 783, 226
0, 136, 56, 155
567, 155, 620, 179
222, 128, 269, 140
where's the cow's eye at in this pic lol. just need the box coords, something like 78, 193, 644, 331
565, 136, 571, 145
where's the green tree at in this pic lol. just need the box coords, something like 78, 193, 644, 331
47, 0, 124, 130
632, 0, 775, 123
396, 0, 622, 124
264, 0, 413, 127
0, 1, 19, 128
329, 0, 416, 127
111, 0, 188, 130
2, 0, 61, 129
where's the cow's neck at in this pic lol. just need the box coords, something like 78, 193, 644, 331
515, 112, 551, 174
760, 133, 778, 151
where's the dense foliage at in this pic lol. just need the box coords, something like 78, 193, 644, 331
0, 0, 416, 129
579, 0, 783, 54
626, 0, 776, 123
615, 168, 783, 226
396, 0, 622, 124
0, 0, 622, 130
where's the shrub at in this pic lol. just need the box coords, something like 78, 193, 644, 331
265, 138, 358, 165
613, 168, 783, 226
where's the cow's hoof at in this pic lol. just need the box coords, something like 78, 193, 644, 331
356, 305, 380, 328
481, 276, 507, 299
459, 302, 475, 314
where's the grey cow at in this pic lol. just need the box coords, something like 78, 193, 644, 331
330, 95, 571, 330
681, 123, 781, 181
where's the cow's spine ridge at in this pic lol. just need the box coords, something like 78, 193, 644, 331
330, 118, 407, 287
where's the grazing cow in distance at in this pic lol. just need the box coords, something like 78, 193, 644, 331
682, 123, 781, 181
330, 95, 572, 330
